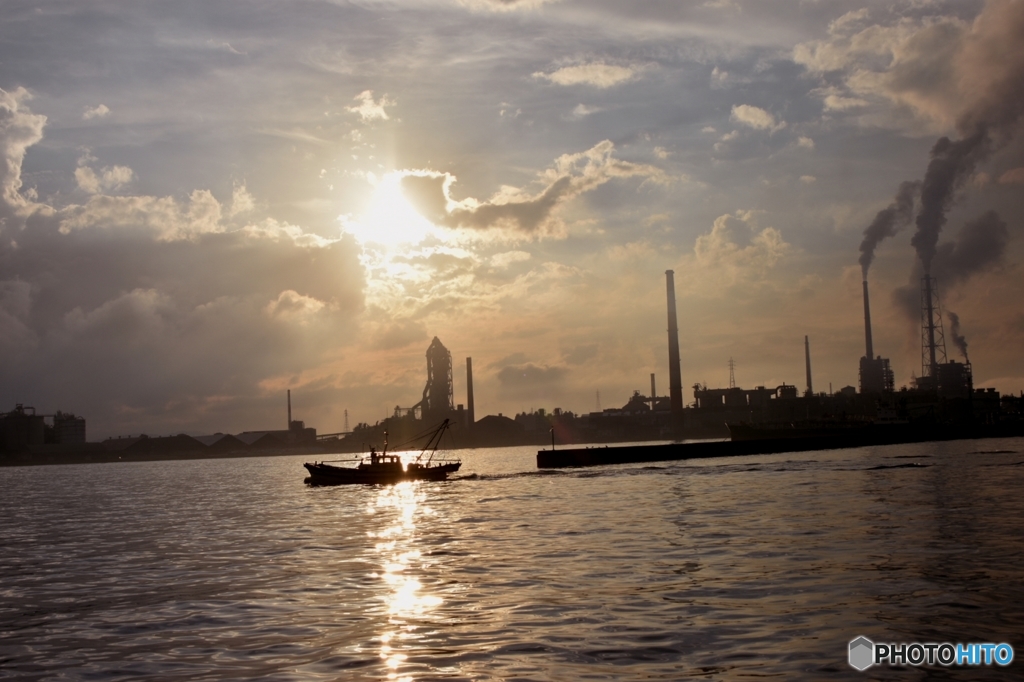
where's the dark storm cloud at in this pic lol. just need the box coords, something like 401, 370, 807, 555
859, 180, 918, 276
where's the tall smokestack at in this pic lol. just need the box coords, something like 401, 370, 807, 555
804, 336, 813, 397
287, 389, 292, 429
862, 280, 874, 360
924, 276, 939, 377
650, 373, 656, 410
666, 270, 683, 415
466, 357, 475, 425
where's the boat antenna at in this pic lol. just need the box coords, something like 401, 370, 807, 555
419, 419, 451, 465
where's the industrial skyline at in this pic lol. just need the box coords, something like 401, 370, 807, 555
1, 1, 1022, 440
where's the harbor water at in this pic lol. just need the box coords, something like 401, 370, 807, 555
2, 438, 1022, 680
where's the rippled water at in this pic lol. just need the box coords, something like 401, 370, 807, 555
2, 438, 1023, 680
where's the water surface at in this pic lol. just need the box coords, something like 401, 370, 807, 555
2, 438, 1022, 680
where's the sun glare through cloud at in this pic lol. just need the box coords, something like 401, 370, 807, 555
342, 172, 439, 248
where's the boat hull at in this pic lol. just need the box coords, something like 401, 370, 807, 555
303, 460, 461, 485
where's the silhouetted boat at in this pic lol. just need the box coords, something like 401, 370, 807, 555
304, 419, 461, 485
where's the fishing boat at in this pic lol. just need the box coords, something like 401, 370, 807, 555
303, 419, 461, 485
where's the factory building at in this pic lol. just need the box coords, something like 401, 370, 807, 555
1, 405, 87, 452
53, 411, 87, 444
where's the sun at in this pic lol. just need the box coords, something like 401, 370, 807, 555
343, 172, 437, 248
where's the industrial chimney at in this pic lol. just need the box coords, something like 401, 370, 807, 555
466, 357, 475, 425
804, 336, 813, 397
666, 270, 683, 415
862, 280, 874, 361
287, 389, 292, 430
859, 278, 896, 395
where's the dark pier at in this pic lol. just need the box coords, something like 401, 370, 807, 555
536, 424, 1024, 469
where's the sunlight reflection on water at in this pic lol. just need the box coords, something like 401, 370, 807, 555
369, 482, 444, 681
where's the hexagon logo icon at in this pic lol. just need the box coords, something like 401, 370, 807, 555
849, 636, 874, 671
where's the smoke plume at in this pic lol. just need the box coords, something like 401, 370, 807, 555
947, 311, 969, 363
910, 129, 991, 273
931, 210, 1009, 287
859, 180, 919, 276
906, 0, 1024, 273
892, 210, 1009, 325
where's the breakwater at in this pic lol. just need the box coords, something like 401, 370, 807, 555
536, 423, 1024, 468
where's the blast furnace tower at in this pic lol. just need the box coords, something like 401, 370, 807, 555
416, 337, 454, 423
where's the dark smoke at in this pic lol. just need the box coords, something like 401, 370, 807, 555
859, 180, 919, 276
947, 311, 969, 362
910, 128, 991, 273
931, 210, 1009, 286
907, 0, 1024, 274
892, 210, 1009, 325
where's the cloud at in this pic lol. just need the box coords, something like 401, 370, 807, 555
694, 212, 790, 275
797, 136, 815, 149
264, 290, 327, 324
730, 104, 784, 131
497, 363, 567, 388
710, 66, 730, 88
75, 161, 134, 194
458, 0, 559, 11
60, 189, 225, 241
998, 167, 1024, 184
82, 104, 110, 120
0, 87, 46, 214
795, 1, 1024, 135
346, 90, 395, 122
490, 250, 531, 268
230, 182, 256, 217
799, 175, 816, 184
372, 318, 428, 350
0, 93, 367, 436
534, 62, 641, 88
561, 343, 598, 365
398, 140, 665, 235
823, 93, 867, 111
568, 104, 602, 120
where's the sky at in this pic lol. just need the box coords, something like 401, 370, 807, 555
1, 0, 1023, 439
